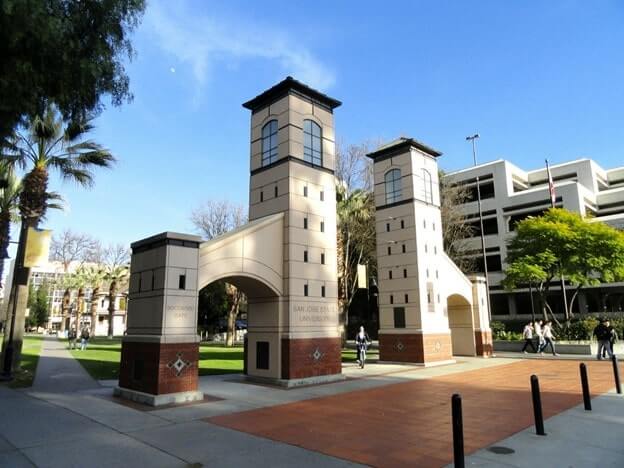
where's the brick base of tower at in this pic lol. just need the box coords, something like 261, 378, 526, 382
378, 332, 453, 364
280, 337, 342, 380
474, 330, 493, 357
116, 341, 203, 406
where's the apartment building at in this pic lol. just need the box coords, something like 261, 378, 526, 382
444, 158, 624, 320
1, 260, 128, 336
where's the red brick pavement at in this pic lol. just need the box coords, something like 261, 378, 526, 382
209, 360, 623, 467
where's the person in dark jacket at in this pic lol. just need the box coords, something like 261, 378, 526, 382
601, 320, 618, 359
355, 326, 371, 369
80, 328, 90, 351
594, 319, 614, 360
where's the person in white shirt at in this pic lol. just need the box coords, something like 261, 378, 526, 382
541, 321, 559, 356
534, 320, 545, 353
521, 322, 536, 353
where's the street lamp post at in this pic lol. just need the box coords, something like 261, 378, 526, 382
466, 134, 492, 322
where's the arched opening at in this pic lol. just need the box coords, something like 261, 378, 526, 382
447, 294, 476, 356
198, 274, 281, 380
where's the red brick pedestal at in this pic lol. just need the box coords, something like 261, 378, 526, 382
379, 333, 453, 364
116, 340, 202, 405
474, 330, 493, 357
280, 337, 342, 380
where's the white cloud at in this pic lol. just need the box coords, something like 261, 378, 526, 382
144, 1, 335, 97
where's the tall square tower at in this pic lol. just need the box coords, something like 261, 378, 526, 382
242, 77, 342, 382
368, 138, 455, 364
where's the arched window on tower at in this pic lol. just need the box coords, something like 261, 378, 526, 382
261, 120, 278, 166
303, 120, 322, 166
422, 168, 433, 204
385, 168, 402, 204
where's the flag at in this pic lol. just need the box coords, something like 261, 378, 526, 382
357, 264, 368, 289
545, 159, 556, 208
24, 228, 52, 268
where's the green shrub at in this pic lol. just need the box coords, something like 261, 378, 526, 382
557, 317, 599, 341
491, 321, 506, 340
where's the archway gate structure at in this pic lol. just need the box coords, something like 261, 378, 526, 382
115, 78, 491, 406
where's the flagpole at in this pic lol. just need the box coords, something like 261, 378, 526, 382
546, 159, 569, 321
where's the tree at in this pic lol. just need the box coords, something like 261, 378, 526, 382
439, 170, 476, 273
198, 281, 229, 338
50, 230, 100, 272
336, 186, 376, 338
0, 0, 146, 145
503, 208, 624, 324
80, 265, 106, 335
1, 106, 115, 370
101, 244, 130, 338
335, 141, 375, 193
0, 162, 21, 290
190, 200, 247, 346
32, 281, 50, 328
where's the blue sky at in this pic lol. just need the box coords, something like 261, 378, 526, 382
39, 0, 624, 248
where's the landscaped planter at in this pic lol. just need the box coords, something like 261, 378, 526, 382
494, 340, 624, 355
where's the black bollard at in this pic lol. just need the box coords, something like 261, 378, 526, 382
612, 355, 622, 394
580, 363, 591, 411
530, 375, 546, 436
452, 394, 464, 468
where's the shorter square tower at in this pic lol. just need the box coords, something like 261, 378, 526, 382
368, 138, 491, 364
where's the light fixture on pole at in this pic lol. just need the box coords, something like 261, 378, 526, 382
465, 133, 492, 321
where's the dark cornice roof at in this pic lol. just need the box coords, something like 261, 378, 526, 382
366, 137, 443, 160
242, 76, 342, 113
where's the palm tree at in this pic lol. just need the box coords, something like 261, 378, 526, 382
2, 106, 114, 369
336, 185, 376, 339
81, 265, 106, 336
0, 162, 21, 290
103, 265, 129, 339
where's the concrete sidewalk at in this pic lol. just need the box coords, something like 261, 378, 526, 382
456, 391, 624, 467
31, 336, 99, 393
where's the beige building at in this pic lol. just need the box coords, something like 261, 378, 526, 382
368, 138, 492, 363
1, 260, 127, 336
444, 158, 624, 320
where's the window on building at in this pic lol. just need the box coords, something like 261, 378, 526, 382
389, 270, 393, 280
303, 120, 322, 166
304, 284, 308, 296
320, 190, 325, 201
260, 191, 264, 202
386, 223, 390, 232
401, 219, 405, 229
304, 217, 308, 229
321, 285, 326, 297
274, 186, 278, 198
387, 246, 391, 255
261, 120, 278, 166
384, 169, 402, 204
304, 250, 308, 263
303, 186, 308, 197
423, 169, 433, 203
402, 244, 406, 253
403, 269, 407, 278
393, 307, 406, 328
390, 295, 394, 305
178, 274, 186, 290
404, 294, 409, 303
321, 253, 325, 264
320, 221, 325, 233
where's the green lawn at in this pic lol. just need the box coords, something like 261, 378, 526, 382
0, 334, 45, 388
69, 338, 368, 380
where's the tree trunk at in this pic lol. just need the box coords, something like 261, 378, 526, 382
75, 287, 84, 335
60, 288, 71, 332
0, 209, 11, 290
90, 286, 99, 336
225, 291, 241, 347
107, 280, 117, 339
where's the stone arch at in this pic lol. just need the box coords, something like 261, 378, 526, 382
447, 293, 476, 356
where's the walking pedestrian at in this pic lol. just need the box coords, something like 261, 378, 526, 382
68, 327, 77, 350
541, 321, 559, 356
355, 326, 371, 369
521, 322, 536, 353
80, 328, 90, 351
593, 318, 614, 360
534, 320, 545, 353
